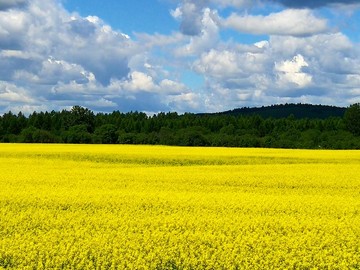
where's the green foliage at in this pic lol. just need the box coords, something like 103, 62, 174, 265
63, 125, 93, 144
94, 124, 118, 144
0, 104, 359, 149
344, 103, 360, 136
33, 129, 57, 143
20, 126, 38, 143
69, 105, 96, 132
118, 132, 137, 144
178, 126, 210, 146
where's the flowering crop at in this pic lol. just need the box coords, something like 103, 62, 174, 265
0, 144, 360, 269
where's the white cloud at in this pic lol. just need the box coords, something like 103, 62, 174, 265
175, 8, 220, 57
159, 79, 188, 95
50, 76, 99, 96
222, 9, 329, 36
191, 30, 360, 111
275, 54, 313, 88
121, 71, 158, 92
0, 9, 28, 49
171, 0, 209, 36
0, 0, 359, 114
14, 57, 92, 85
194, 50, 240, 77
193, 48, 269, 79
347, 75, 360, 88
269, 32, 353, 57
168, 92, 203, 112
0, 0, 139, 86
109, 71, 189, 96
0, 49, 36, 59
83, 98, 117, 109
135, 32, 186, 49
170, 7, 182, 20
0, 81, 35, 103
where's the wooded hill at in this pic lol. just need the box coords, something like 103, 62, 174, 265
0, 103, 359, 149
207, 104, 346, 119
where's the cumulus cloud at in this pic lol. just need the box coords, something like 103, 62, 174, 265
105, 73, 194, 113
0, 0, 137, 87
14, 57, 93, 85
193, 48, 270, 81
191, 30, 360, 110
109, 71, 188, 96
0, 0, 154, 113
171, 0, 209, 36
159, 79, 189, 95
275, 54, 313, 88
0, 8, 29, 49
0, 81, 36, 105
168, 92, 203, 112
222, 9, 329, 36
120, 71, 158, 93
0, 0, 360, 114
268, 33, 355, 73
135, 32, 186, 49
0, 0, 196, 114
195, 50, 243, 78
175, 8, 220, 57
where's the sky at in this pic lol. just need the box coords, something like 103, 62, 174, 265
1, 0, 360, 114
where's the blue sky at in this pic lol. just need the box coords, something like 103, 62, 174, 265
63, 0, 178, 36
1, 0, 360, 114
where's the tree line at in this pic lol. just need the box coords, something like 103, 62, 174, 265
0, 104, 359, 149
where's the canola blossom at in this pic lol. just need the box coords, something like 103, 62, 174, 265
0, 144, 360, 269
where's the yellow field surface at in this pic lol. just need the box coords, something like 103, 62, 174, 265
0, 144, 360, 269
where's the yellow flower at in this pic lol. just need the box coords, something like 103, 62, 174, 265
0, 144, 359, 268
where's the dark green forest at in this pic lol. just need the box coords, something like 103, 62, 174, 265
1, 103, 359, 149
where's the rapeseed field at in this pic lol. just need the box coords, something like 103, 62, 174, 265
0, 144, 359, 269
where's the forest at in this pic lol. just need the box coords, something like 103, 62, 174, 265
0, 103, 359, 149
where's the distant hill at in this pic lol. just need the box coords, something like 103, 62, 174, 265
206, 104, 346, 119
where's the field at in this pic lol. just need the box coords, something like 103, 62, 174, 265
0, 144, 360, 269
